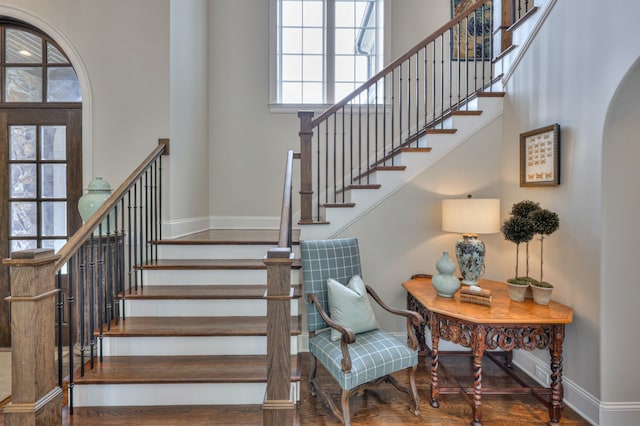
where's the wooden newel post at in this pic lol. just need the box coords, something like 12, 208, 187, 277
298, 110, 314, 224
262, 249, 295, 426
3, 249, 62, 426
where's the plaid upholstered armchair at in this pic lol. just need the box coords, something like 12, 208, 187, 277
300, 238, 422, 425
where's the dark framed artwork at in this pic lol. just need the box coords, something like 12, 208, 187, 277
520, 123, 561, 187
451, 0, 492, 61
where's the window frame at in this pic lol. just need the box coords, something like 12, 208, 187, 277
269, 0, 388, 113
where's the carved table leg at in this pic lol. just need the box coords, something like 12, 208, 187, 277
548, 325, 565, 425
428, 312, 440, 408
471, 325, 487, 426
407, 293, 428, 352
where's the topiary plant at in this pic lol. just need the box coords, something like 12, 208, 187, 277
529, 208, 559, 285
509, 200, 541, 277
501, 215, 535, 283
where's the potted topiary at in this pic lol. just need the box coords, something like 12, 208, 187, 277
501, 213, 536, 302
529, 208, 560, 305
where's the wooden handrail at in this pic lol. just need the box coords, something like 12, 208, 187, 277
310, 0, 491, 127
276, 150, 294, 249
55, 139, 169, 270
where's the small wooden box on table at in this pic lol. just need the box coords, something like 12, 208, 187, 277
402, 276, 573, 426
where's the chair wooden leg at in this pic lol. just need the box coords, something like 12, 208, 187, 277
408, 364, 421, 416
341, 389, 352, 426
309, 355, 318, 397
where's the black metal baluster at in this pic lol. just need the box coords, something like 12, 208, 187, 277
138, 177, 144, 288
67, 257, 75, 414
78, 248, 86, 376
139, 176, 145, 287
349, 103, 354, 185
465, 15, 470, 105
89, 235, 95, 368
399, 63, 403, 145
56, 270, 63, 387
440, 35, 444, 128
131, 186, 137, 292
375, 81, 379, 165
316, 129, 321, 220
324, 121, 329, 204
358, 101, 362, 184
391, 69, 396, 155
341, 108, 345, 202
127, 190, 133, 295
432, 40, 436, 126
457, 23, 462, 109
424, 46, 428, 133
97, 224, 104, 362
415, 52, 420, 144
332, 114, 337, 204
383, 74, 388, 164
106, 215, 113, 329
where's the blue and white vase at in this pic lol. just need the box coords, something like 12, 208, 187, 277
455, 234, 485, 286
432, 251, 461, 298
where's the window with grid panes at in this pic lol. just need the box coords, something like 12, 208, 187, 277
275, 0, 383, 105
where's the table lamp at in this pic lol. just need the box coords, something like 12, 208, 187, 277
442, 196, 500, 286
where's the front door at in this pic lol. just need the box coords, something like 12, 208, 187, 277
0, 108, 82, 346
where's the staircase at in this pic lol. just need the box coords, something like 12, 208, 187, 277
299, 91, 505, 240
70, 229, 302, 423
57, 2, 554, 423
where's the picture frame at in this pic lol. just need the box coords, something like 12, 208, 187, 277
450, 0, 492, 61
520, 123, 560, 187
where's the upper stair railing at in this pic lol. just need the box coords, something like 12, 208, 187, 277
299, 0, 496, 223
3, 139, 168, 423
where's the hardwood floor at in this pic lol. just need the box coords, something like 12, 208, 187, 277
0, 352, 591, 425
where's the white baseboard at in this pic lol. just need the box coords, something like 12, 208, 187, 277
162, 216, 282, 239
210, 216, 281, 229
599, 402, 640, 425
162, 216, 211, 239
513, 350, 600, 425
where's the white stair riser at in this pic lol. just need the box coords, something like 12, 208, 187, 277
73, 383, 266, 407
122, 298, 299, 317
100, 335, 299, 356
157, 244, 300, 260
142, 269, 300, 285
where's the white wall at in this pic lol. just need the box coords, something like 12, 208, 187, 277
499, 0, 640, 412
0, 0, 171, 190
337, 118, 503, 332
207, 0, 450, 224
169, 0, 210, 232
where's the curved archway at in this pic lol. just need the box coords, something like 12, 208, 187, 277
0, 4, 92, 177
601, 57, 640, 404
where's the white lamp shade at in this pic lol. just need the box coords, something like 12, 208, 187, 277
442, 198, 500, 234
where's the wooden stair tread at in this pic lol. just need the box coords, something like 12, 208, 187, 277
100, 316, 302, 337
322, 203, 355, 208
122, 284, 302, 300
154, 228, 300, 245
477, 91, 505, 97
64, 405, 301, 425
74, 354, 301, 384
451, 110, 483, 116
139, 258, 301, 270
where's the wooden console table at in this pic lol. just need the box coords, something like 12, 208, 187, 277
402, 276, 573, 426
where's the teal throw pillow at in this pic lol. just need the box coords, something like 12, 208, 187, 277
327, 275, 379, 341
